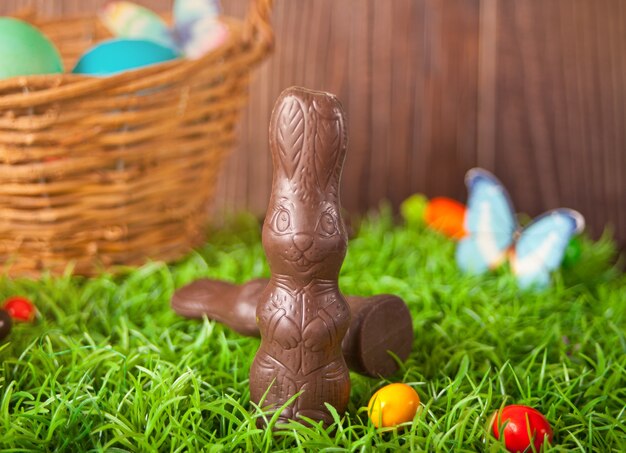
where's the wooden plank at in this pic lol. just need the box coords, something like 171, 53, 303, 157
342, 0, 372, 213
421, 0, 479, 200
477, 0, 497, 170
493, 0, 626, 247
387, 0, 416, 205
368, 0, 393, 207
409, 0, 428, 196
0, 0, 173, 16
214, 0, 252, 218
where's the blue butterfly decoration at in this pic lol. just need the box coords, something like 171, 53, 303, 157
456, 168, 585, 290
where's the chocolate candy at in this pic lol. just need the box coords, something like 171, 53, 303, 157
172, 278, 265, 337
248, 87, 352, 427
172, 279, 414, 377
172, 87, 415, 427
343, 294, 413, 377
0, 308, 12, 341
424, 197, 467, 239
3, 296, 36, 322
491, 405, 554, 452
368, 383, 420, 428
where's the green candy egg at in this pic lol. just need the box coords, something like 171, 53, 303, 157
0, 17, 64, 79
400, 193, 429, 227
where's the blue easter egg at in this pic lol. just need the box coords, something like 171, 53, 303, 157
72, 39, 179, 76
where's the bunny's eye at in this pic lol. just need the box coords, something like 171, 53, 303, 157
317, 213, 337, 237
273, 209, 291, 233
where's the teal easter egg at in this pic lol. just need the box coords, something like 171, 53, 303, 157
0, 17, 63, 79
72, 39, 179, 76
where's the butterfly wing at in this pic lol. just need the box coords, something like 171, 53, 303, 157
456, 168, 518, 274
173, 0, 228, 59
511, 209, 585, 289
100, 1, 177, 50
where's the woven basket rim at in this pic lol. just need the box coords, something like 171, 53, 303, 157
1, 0, 274, 108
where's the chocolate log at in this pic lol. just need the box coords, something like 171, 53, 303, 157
172, 278, 413, 378
172, 278, 266, 337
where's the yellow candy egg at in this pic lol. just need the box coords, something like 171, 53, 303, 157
367, 383, 420, 428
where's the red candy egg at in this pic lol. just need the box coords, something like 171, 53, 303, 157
491, 405, 553, 452
3, 296, 36, 322
424, 197, 467, 240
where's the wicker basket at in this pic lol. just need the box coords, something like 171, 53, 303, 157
0, 0, 273, 277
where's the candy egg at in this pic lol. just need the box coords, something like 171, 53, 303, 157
491, 405, 553, 452
177, 16, 228, 60
424, 196, 467, 239
174, 0, 221, 25
72, 39, 180, 76
100, 1, 177, 50
3, 296, 35, 322
367, 383, 420, 428
400, 193, 429, 228
174, 0, 228, 59
0, 309, 12, 341
0, 17, 63, 79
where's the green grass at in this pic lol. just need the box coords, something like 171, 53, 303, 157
1, 207, 625, 452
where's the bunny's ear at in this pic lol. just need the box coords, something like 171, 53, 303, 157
270, 90, 305, 180
312, 95, 346, 193
269, 87, 347, 196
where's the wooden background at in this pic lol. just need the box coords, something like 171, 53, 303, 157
2, 0, 625, 250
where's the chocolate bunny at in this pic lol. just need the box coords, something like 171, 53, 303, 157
249, 87, 351, 426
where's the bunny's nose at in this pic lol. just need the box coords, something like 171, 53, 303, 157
293, 233, 314, 251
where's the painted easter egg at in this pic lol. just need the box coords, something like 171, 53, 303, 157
174, 0, 221, 25
173, 0, 228, 59
424, 196, 467, 239
72, 39, 179, 76
0, 17, 63, 79
368, 383, 420, 428
0, 309, 12, 341
491, 405, 553, 452
99, 1, 177, 50
3, 296, 36, 322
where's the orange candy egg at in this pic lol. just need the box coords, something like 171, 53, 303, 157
367, 383, 420, 428
424, 197, 467, 239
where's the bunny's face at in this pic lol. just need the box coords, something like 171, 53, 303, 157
263, 193, 347, 282
263, 87, 349, 284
